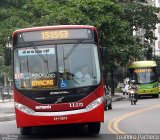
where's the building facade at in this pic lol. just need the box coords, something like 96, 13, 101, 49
154, 0, 160, 56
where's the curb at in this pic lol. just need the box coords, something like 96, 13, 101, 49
112, 96, 125, 102
0, 99, 14, 103
0, 114, 15, 122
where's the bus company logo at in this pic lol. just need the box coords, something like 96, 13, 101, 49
54, 97, 64, 104
35, 105, 51, 110
50, 91, 69, 95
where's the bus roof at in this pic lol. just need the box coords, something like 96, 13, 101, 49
13, 25, 96, 35
129, 61, 157, 68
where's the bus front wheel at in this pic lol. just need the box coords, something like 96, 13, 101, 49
88, 122, 101, 134
153, 94, 159, 98
20, 127, 32, 135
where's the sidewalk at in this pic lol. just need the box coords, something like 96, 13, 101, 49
112, 93, 126, 102
0, 100, 15, 122
0, 93, 125, 122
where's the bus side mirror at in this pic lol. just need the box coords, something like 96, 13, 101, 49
4, 47, 11, 66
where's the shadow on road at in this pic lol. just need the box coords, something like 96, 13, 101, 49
139, 95, 158, 100
17, 124, 104, 140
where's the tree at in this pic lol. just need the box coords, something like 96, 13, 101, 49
121, 0, 160, 57
0, 0, 159, 94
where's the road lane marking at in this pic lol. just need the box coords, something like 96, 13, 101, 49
108, 104, 160, 134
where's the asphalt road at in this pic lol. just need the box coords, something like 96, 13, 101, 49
103, 96, 160, 134
1, 96, 160, 139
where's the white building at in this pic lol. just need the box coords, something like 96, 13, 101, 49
153, 0, 160, 56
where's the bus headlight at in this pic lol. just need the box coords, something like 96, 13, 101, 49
15, 103, 35, 115
86, 97, 103, 112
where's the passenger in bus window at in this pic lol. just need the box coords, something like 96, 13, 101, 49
74, 65, 93, 86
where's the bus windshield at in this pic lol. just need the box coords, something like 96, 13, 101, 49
14, 43, 100, 90
129, 67, 157, 84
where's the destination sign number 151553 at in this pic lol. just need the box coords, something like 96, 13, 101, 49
41, 31, 69, 40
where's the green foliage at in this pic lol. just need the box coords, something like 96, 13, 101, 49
122, 1, 160, 45
54, 0, 138, 66
0, 0, 159, 83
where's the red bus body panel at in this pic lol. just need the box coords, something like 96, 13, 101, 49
15, 103, 104, 127
14, 83, 104, 128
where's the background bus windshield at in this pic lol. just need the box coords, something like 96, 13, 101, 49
14, 43, 100, 90
129, 67, 157, 84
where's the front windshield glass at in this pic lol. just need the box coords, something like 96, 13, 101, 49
129, 67, 157, 84
14, 43, 100, 90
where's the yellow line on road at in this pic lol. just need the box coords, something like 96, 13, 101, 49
108, 104, 160, 134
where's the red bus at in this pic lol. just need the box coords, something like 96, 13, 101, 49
4, 25, 104, 135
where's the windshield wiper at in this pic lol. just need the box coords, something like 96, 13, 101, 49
15, 42, 48, 63
30, 42, 48, 63
64, 40, 82, 60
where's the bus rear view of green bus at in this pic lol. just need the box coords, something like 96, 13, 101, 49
128, 61, 159, 98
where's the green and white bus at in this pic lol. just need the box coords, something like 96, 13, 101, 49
128, 61, 159, 98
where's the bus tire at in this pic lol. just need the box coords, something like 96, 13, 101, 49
104, 103, 107, 111
88, 122, 101, 134
108, 103, 112, 110
153, 94, 159, 98
20, 127, 32, 135
155, 94, 159, 98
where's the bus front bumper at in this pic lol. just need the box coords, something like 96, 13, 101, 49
15, 97, 104, 128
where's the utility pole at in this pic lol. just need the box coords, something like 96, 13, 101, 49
3, 73, 7, 86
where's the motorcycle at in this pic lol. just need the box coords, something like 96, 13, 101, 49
129, 89, 137, 105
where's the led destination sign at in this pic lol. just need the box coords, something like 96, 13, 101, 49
134, 68, 152, 73
19, 29, 92, 42
41, 30, 68, 40
32, 80, 54, 88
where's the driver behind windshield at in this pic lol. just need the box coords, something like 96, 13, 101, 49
74, 65, 93, 86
